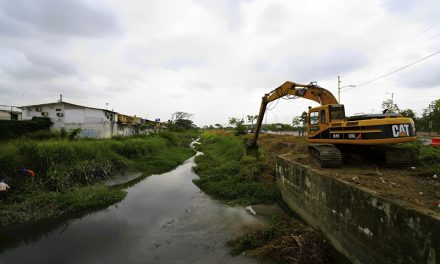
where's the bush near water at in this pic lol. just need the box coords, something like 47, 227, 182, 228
0, 131, 196, 226
193, 132, 278, 205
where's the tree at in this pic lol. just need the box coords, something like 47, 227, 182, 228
421, 99, 440, 133
229, 117, 247, 136
214, 123, 223, 129
246, 115, 258, 127
293, 111, 308, 129
172, 111, 193, 121
169, 111, 196, 131
292, 117, 301, 128
399, 109, 416, 119
381, 99, 400, 113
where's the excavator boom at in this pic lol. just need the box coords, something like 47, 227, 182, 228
251, 81, 338, 147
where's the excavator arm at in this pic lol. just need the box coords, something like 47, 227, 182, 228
250, 81, 338, 147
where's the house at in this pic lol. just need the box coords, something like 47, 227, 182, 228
116, 114, 141, 136
20, 99, 118, 138
141, 118, 166, 133
0, 105, 22, 120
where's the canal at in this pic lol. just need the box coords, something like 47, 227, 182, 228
0, 153, 270, 264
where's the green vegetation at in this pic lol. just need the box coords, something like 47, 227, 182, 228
228, 117, 247, 136
401, 139, 440, 175
227, 217, 329, 264
0, 117, 52, 139
193, 132, 277, 205
0, 132, 196, 226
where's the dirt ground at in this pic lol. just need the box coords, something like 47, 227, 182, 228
256, 134, 440, 218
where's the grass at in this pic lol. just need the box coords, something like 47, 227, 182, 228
400, 139, 440, 175
0, 132, 197, 226
227, 217, 329, 264
193, 132, 278, 205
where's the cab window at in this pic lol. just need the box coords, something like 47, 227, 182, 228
320, 110, 326, 124
309, 111, 319, 125
330, 106, 345, 120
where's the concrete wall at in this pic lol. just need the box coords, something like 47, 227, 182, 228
0, 111, 11, 120
276, 155, 440, 264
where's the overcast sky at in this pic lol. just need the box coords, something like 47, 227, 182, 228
1, 0, 439, 126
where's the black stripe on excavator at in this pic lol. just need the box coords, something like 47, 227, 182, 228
310, 123, 415, 140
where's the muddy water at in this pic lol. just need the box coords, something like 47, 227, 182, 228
0, 155, 268, 264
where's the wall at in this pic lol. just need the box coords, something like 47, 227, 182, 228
22, 103, 117, 138
0, 111, 11, 120
276, 155, 440, 264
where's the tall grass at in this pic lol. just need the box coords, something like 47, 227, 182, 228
0, 133, 193, 192
193, 132, 278, 205
400, 139, 440, 174
0, 132, 197, 226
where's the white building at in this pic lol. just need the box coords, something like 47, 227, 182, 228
20, 100, 117, 138
0, 105, 22, 120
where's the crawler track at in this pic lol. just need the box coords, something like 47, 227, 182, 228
309, 144, 343, 168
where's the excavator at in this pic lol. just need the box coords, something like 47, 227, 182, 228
249, 81, 417, 167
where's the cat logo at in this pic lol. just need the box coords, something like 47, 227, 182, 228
391, 124, 410, 137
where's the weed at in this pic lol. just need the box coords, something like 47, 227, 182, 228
228, 217, 329, 264
193, 132, 277, 205
0, 132, 197, 226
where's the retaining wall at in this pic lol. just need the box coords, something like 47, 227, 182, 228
276, 155, 440, 264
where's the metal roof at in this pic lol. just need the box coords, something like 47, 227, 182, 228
20, 101, 118, 114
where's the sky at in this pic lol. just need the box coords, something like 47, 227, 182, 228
0, 0, 439, 126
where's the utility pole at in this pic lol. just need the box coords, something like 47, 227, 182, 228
385, 92, 394, 110
337, 76, 341, 103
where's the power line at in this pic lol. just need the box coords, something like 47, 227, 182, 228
343, 49, 440, 91
343, 18, 440, 81
400, 19, 440, 47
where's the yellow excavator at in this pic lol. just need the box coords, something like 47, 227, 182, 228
250, 81, 417, 167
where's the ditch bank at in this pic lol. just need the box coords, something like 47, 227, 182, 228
276, 154, 440, 264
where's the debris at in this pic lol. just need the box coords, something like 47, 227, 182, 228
433, 175, 438, 179
379, 177, 386, 184
0, 179, 10, 192
245, 206, 256, 215
410, 167, 416, 170
21, 168, 35, 177
419, 192, 424, 196
374, 165, 383, 176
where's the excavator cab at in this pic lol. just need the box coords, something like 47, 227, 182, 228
307, 104, 345, 138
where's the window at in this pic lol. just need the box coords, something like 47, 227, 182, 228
330, 106, 345, 120
309, 111, 319, 125
320, 110, 326, 124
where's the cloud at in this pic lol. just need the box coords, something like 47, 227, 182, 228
0, 49, 77, 80
0, 0, 439, 125
396, 58, 440, 88
257, 49, 368, 81
0, 0, 119, 38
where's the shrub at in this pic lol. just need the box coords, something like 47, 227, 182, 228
0, 117, 52, 139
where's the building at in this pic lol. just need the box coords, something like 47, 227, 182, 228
20, 100, 117, 138
116, 114, 141, 136
0, 105, 22, 120
141, 118, 166, 133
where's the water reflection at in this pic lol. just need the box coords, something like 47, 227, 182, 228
0, 156, 265, 264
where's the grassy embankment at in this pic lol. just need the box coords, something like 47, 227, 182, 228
193, 132, 277, 205
402, 139, 440, 175
194, 132, 329, 263
0, 132, 196, 226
